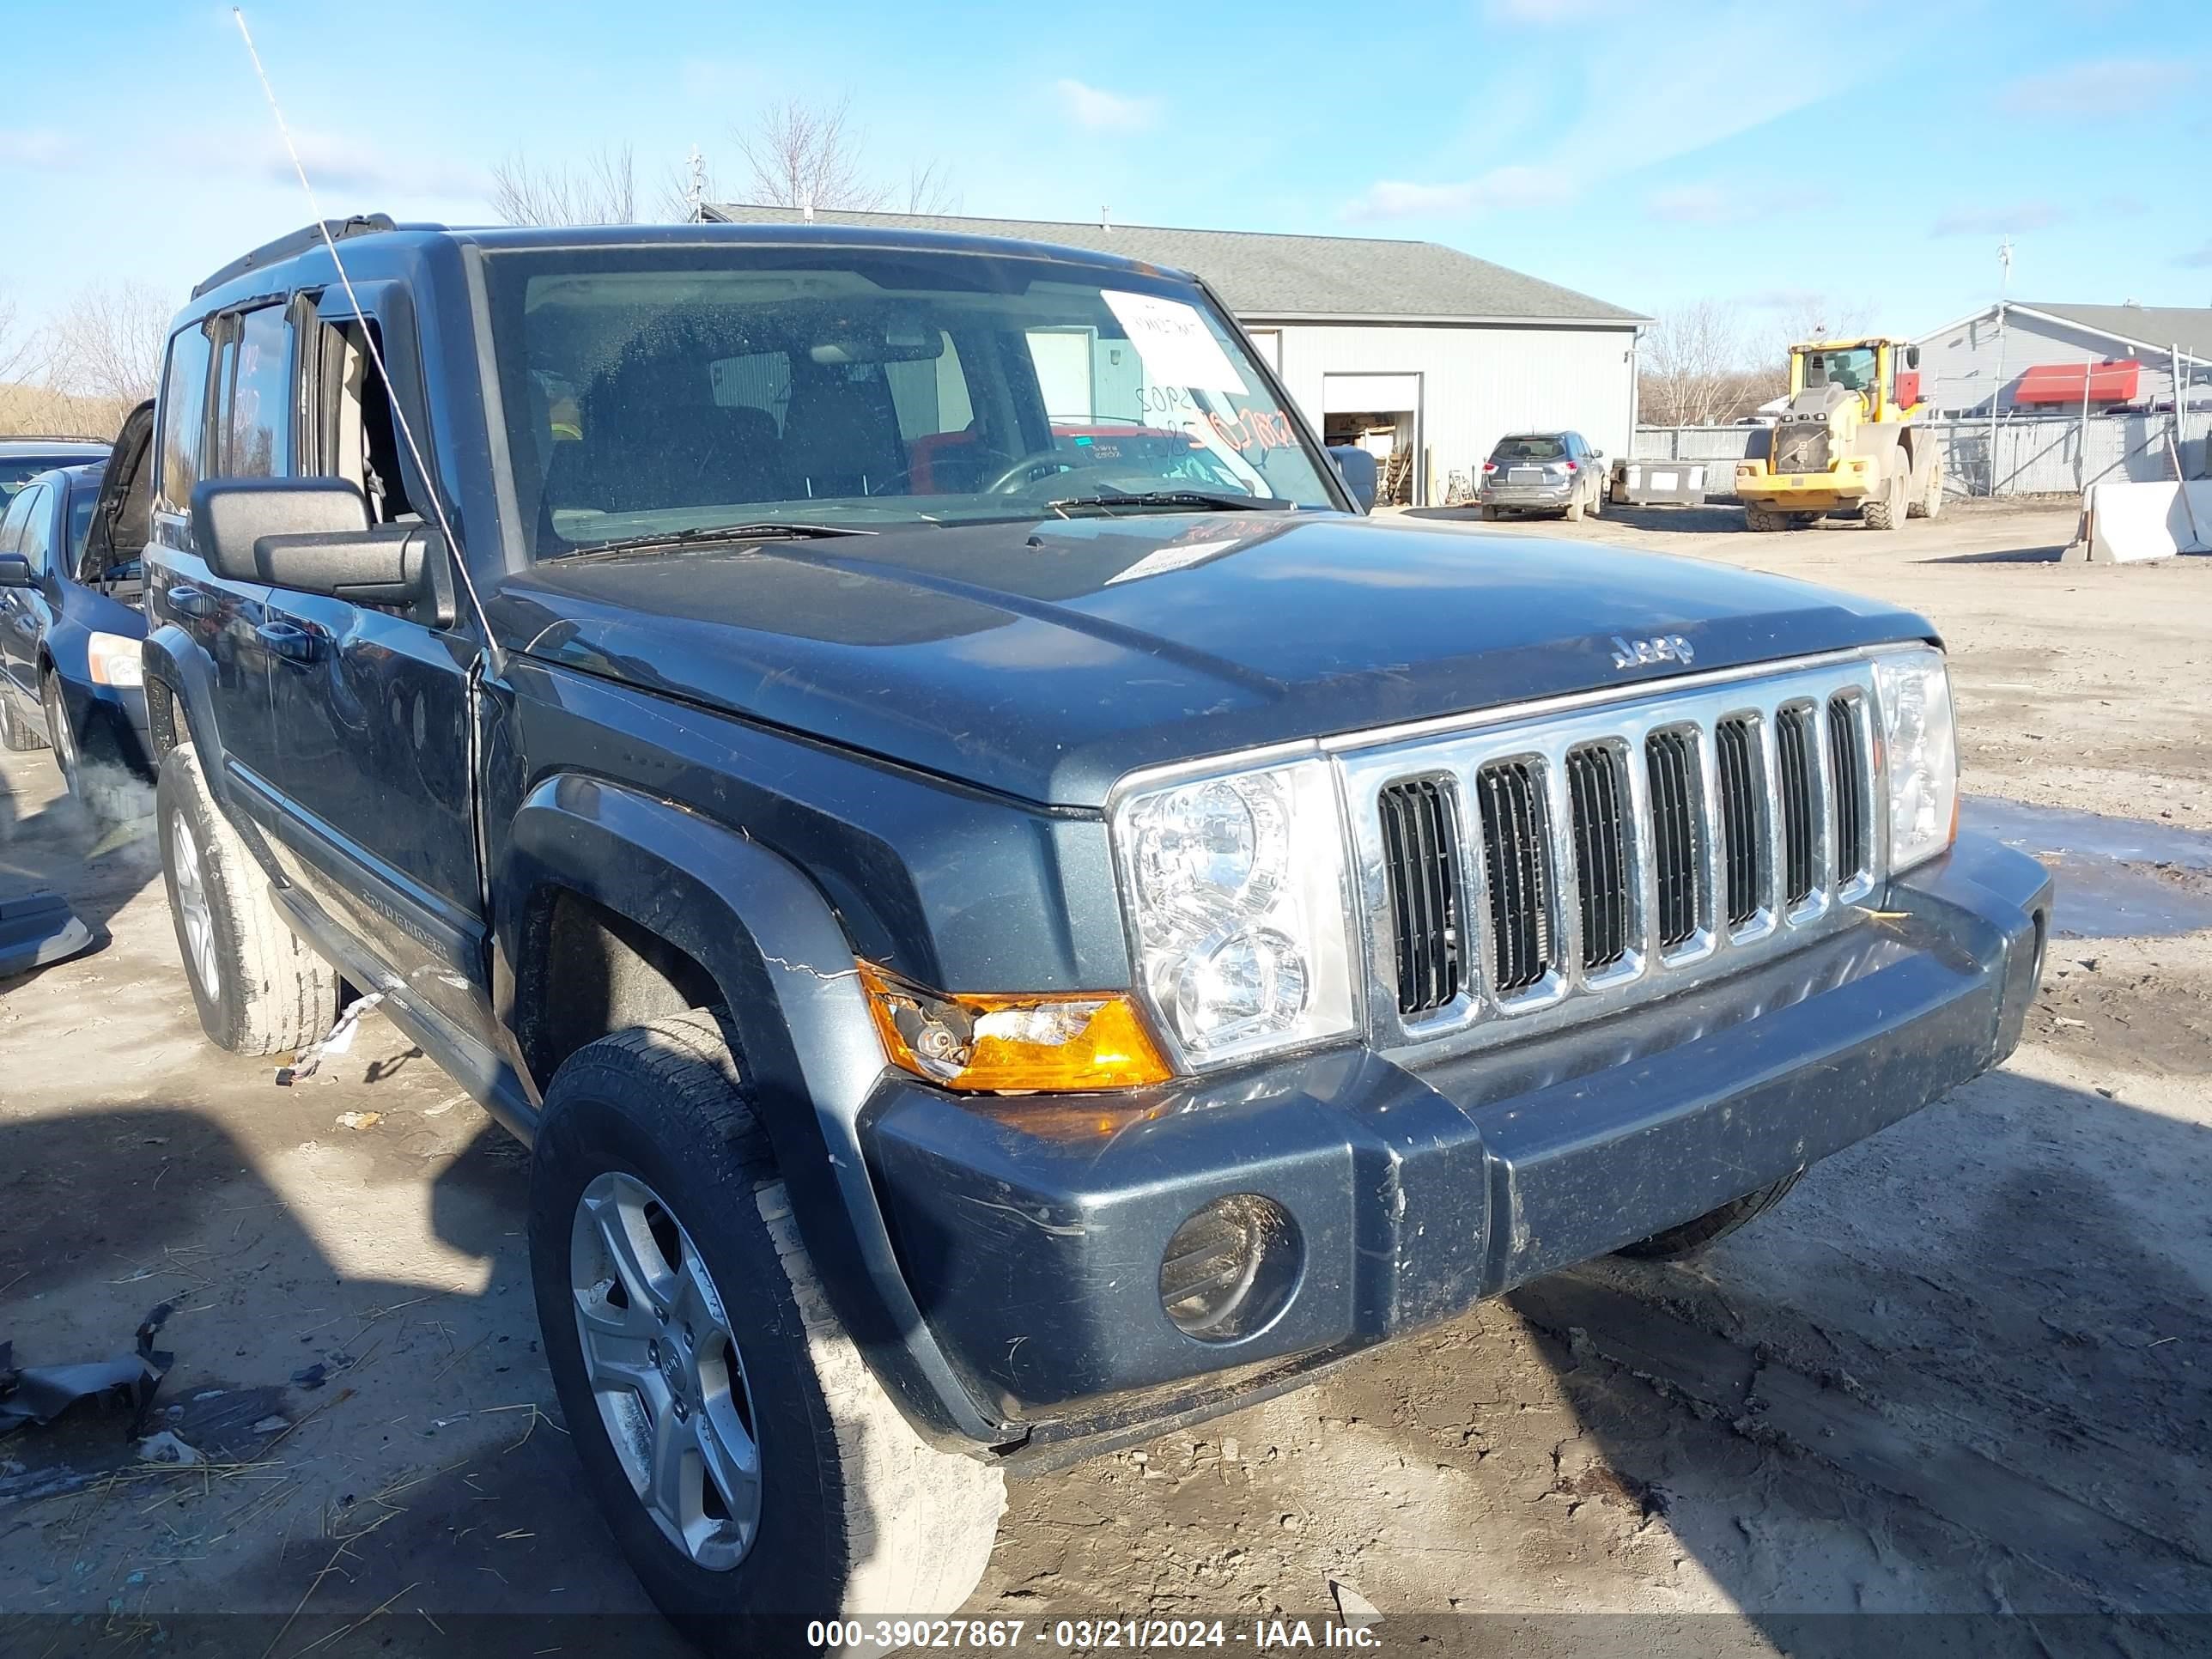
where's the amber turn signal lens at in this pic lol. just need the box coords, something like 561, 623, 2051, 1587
856, 961, 1175, 1093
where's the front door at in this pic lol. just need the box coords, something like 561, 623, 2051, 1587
252, 292, 489, 1042
0, 483, 52, 702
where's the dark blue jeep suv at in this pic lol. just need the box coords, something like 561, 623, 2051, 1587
139, 216, 2050, 1647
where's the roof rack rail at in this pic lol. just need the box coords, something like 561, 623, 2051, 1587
191, 215, 398, 300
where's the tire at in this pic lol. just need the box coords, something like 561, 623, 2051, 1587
1480, 504, 1499, 521
1909, 456, 1944, 520
1564, 495, 1583, 523
1863, 463, 1905, 530
155, 742, 338, 1055
1743, 503, 1785, 532
1616, 1169, 1805, 1261
43, 673, 139, 822
1588, 482, 1602, 519
0, 686, 50, 751
530, 1012, 1006, 1650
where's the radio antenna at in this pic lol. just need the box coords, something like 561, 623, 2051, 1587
229, 6, 504, 673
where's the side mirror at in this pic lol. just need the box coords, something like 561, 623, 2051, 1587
1327, 444, 1379, 514
255, 524, 445, 608
0, 555, 31, 590
1589, 447, 1605, 460
190, 478, 369, 584
1906, 344, 1922, 369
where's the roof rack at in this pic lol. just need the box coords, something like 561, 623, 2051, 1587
191, 215, 398, 300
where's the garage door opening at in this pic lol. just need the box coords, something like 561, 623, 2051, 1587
1322, 374, 1423, 506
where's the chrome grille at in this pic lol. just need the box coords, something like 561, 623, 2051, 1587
1376, 777, 1462, 1017
1345, 654, 1886, 1057
1476, 760, 1554, 994
1644, 728, 1703, 951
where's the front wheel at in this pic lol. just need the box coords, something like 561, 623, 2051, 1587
530, 1012, 1006, 1650
1863, 465, 1906, 530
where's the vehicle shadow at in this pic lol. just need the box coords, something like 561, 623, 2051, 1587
1503, 1066, 2212, 1643
0, 1103, 695, 1656
1917, 544, 2069, 564
0, 752, 160, 978
1401, 503, 1753, 537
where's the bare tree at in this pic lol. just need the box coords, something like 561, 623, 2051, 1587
490, 144, 639, 226
734, 97, 889, 213
46, 280, 168, 405
899, 160, 960, 216
1638, 301, 1754, 428
0, 290, 46, 387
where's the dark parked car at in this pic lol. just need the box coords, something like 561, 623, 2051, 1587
0, 407, 155, 815
142, 216, 2047, 1648
1480, 428, 1607, 520
0, 436, 109, 504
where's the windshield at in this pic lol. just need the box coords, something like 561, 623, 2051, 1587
1492, 436, 1565, 461
68, 490, 99, 568
1802, 346, 1878, 393
483, 246, 1339, 559
3, 460, 73, 500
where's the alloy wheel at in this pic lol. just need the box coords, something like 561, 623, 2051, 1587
570, 1170, 762, 1571
169, 814, 221, 996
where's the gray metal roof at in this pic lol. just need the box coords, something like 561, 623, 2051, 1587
698, 204, 1647, 326
2011, 302, 2212, 362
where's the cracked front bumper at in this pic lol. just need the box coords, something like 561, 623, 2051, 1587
862, 833, 2049, 1460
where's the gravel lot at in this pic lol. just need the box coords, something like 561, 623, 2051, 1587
3, 501, 2209, 1656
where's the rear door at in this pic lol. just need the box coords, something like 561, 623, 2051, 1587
0, 483, 55, 699
251, 289, 489, 1040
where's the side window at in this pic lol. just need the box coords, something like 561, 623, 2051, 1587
0, 488, 29, 556
216, 304, 293, 479
709, 351, 793, 432
15, 485, 52, 576
884, 332, 974, 441
155, 323, 216, 515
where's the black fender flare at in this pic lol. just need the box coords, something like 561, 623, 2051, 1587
494, 772, 1010, 1450
142, 624, 223, 781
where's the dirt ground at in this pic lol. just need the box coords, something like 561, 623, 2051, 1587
3, 501, 2209, 1656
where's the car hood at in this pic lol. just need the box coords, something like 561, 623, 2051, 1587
487, 512, 1935, 807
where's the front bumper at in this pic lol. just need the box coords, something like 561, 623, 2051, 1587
1736, 456, 1872, 511
863, 833, 2048, 1462
58, 675, 153, 775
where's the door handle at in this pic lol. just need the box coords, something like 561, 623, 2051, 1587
167, 584, 216, 619
256, 619, 325, 665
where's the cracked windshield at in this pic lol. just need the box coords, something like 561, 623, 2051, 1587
487, 248, 1338, 556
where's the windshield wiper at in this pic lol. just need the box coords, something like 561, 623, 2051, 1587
1045, 490, 1290, 518
564, 520, 878, 558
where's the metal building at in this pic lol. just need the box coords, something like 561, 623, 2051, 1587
696, 204, 1648, 506
1914, 301, 2212, 417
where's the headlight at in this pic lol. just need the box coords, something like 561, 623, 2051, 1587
1873, 647, 1958, 872
1111, 760, 1357, 1069
86, 631, 143, 689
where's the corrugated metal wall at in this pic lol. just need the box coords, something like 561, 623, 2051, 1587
1632, 414, 2205, 496
1251, 319, 1638, 505
1916, 308, 2197, 416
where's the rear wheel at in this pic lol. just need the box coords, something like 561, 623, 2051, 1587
1617, 1169, 1805, 1260
156, 743, 337, 1054
531, 1012, 1006, 1650
1908, 455, 1944, 520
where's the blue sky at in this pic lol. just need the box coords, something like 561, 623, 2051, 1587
3, 0, 2207, 350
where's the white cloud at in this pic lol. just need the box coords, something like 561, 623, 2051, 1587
1931, 200, 2066, 238
1645, 184, 1735, 225
1346, 166, 1553, 221
1342, 0, 1911, 226
1054, 79, 1159, 133
0, 129, 78, 168
1998, 57, 2197, 118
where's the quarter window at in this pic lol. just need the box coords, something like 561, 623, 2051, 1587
155, 324, 216, 514
219, 305, 293, 478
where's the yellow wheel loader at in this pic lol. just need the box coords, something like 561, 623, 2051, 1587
1735, 337, 1944, 532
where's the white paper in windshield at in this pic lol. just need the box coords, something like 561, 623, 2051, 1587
1102, 291, 1249, 396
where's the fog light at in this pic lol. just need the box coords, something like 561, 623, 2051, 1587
1158, 1194, 1300, 1341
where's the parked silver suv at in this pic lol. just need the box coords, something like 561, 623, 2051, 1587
1480, 429, 1605, 522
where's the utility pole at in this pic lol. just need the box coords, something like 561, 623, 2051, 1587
1986, 237, 2012, 496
